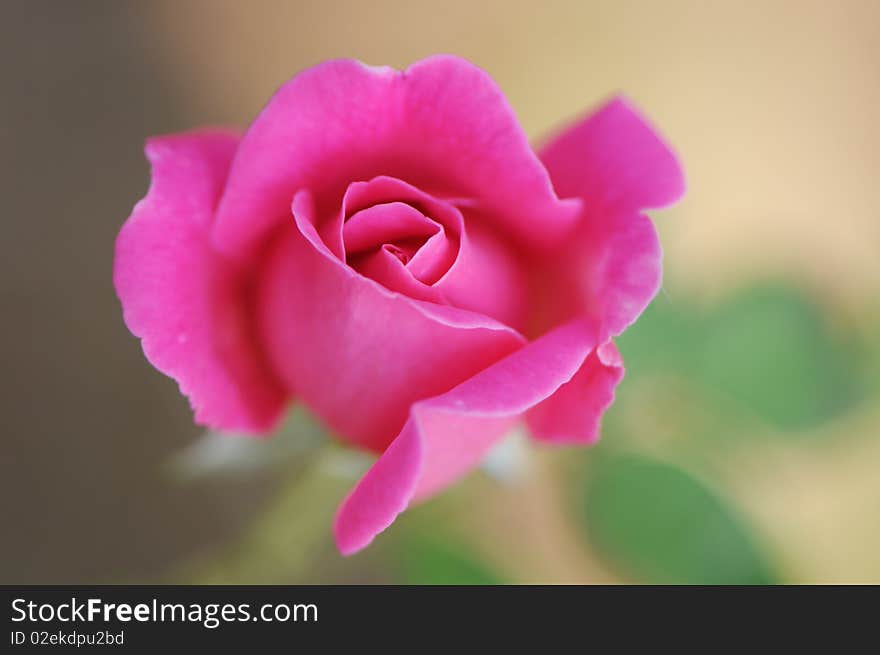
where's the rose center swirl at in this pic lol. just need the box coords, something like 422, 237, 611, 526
332, 176, 463, 299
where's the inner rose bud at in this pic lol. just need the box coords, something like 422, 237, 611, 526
338, 178, 462, 302
309, 175, 527, 328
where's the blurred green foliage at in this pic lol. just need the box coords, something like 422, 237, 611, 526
618, 285, 866, 432
395, 538, 505, 585
582, 283, 875, 583
584, 453, 776, 584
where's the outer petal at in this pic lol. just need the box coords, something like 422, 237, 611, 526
526, 97, 681, 442
526, 341, 624, 444
257, 190, 526, 453
114, 131, 286, 432
212, 55, 580, 261
538, 96, 685, 212
333, 318, 605, 555
528, 210, 663, 341
530, 97, 680, 340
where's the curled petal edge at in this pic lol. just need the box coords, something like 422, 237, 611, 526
333, 317, 619, 555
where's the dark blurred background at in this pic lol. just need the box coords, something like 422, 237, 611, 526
2, 0, 878, 584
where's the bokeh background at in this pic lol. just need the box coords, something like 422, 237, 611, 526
2, 0, 878, 584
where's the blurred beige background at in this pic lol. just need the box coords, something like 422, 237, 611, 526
1, 0, 877, 583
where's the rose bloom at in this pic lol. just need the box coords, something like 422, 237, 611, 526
114, 55, 683, 554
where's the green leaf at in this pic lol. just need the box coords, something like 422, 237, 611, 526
618, 285, 864, 431
615, 294, 702, 377
396, 538, 505, 585
695, 287, 858, 430
584, 454, 776, 584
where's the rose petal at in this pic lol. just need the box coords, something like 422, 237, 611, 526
435, 213, 530, 332
343, 202, 440, 255
523, 210, 656, 444
322, 176, 463, 266
524, 98, 681, 443
405, 228, 456, 285
526, 340, 624, 443
336, 176, 528, 328
114, 131, 286, 432
349, 245, 443, 303
539, 96, 685, 212
528, 96, 681, 340
212, 55, 580, 262
333, 318, 604, 555
257, 190, 526, 452
529, 210, 663, 341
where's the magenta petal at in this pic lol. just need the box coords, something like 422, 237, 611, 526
349, 246, 443, 303
436, 214, 529, 332
539, 96, 685, 212
588, 212, 663, 338
527, 98, 680, 341
212, 55, 580, 261
529, 209, 663, 341
405, 229, 457, 285
523, 97, 679, 443
258, 190, 526, 452
343, 202, 439, 255
585, 210, 664, 339
113, 131, 286, 432
526, 341, 624, 444
333, 318, 604, 555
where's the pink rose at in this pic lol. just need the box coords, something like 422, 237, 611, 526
114, 55, 683, 554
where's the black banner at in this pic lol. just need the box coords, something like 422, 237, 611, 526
1, 585, 869, 648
